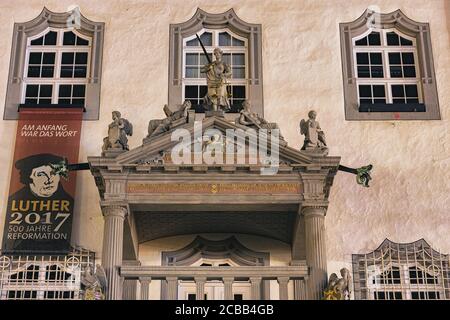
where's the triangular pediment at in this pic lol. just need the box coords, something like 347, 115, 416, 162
112, 116, 315, 167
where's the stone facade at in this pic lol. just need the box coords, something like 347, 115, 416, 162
0, 0, 449, 300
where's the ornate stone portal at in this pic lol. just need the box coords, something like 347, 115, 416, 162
90, 109, 340, 300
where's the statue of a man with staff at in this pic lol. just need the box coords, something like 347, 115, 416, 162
197, 34, 232, 112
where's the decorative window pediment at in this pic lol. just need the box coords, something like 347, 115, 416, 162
3, 7, 104, 120
352, 239, 449, 300
169, 8, 263, 116
340, 9, 440, 120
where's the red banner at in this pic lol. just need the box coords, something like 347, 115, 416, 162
2, 108, 83, 254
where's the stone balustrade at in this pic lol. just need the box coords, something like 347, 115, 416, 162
121, 264, 308, 300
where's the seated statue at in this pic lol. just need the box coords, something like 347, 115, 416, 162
238, 100, 285, 140
299, 110, 327, 151
324, 268, 352, 300
147, 100, 191, 138
102, 111, 133, 151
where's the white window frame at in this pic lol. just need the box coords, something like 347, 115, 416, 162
21, 27, 91, 106
181, 28, 248, 109
353, 28, 423, 105
366, 262, 445, 300
0, 261, 82, 300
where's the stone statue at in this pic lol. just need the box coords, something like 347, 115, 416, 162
81, 264, 107, 300
102, 111, 133, 151
300, 110, 327, 150
238, 100, 285, 140
324, 268, 352, 300
201, 47, 232, 112
147, 101, 191, 138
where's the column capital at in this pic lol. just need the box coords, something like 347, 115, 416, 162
101, 205, 128, 218
277, 276, 290, 284
139, 277, 152, 284
249, 276, 262, 283
166, 276, 178, 282
222, 277, 234, 284
300, 204, 327, 218
194, 276, 207, 283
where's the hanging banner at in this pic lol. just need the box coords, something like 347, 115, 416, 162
1, 108, 83, 254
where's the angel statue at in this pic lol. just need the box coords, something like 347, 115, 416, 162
81, 264, 107, 300
300, 110, 327, 151
324, 268, 352, 300
102, 111, 133, 151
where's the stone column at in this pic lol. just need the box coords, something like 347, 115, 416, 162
140, 277, 151, 300
302, 205, 327, 300
101, 205, 127, 300
250, 277, 262, 300
122, 260, 141, 300
123, 279, 137, 300
294, 279, 307, 300
166, 277, 178, 300
195, 277, 207, 300
277, 277, 289, 300
223, 277, 234, 300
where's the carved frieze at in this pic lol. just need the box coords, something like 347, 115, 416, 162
127, 182, 302, 194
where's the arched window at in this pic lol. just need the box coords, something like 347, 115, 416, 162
340, 9, 440, 120
352, 239, 450, 300
4, 8, 104, 120
23, 28, 91, 107
353, 29, 421, 108
182, 29, 247, 112
161, 236, 270, 300
169, 9, 263, 116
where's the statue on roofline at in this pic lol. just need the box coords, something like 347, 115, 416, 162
300, 110, 327, 151
201, 47, 232, 112
102, 111, 133, 151
238, 100, 285, 141
146, 100, 192, 138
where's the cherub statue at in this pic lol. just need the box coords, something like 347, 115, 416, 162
147, 101, 191, 138
81, 264, 108, 300
102, 111, 133, 151
324, 268, 352, 300
300, 110, 327, 150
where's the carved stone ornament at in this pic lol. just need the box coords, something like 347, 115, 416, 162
300, 110, 327, 152
81, 264, 108, 300
146, 101, 191, 139
238, 100, 285, 141
324, 268, 352, 300
201, 47, 232, 112
102, 111, 133, 151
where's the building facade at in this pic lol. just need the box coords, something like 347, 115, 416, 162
0, 0, 449, 300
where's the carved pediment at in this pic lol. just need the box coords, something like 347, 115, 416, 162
114, 116, 314, 167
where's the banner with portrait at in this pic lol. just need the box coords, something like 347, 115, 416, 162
1, 107, 83, 254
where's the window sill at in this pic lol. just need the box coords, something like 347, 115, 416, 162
18, 104, 86, 112
359, 103, 425, 113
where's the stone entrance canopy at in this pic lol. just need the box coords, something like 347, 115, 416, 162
88, 112, 340, 300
